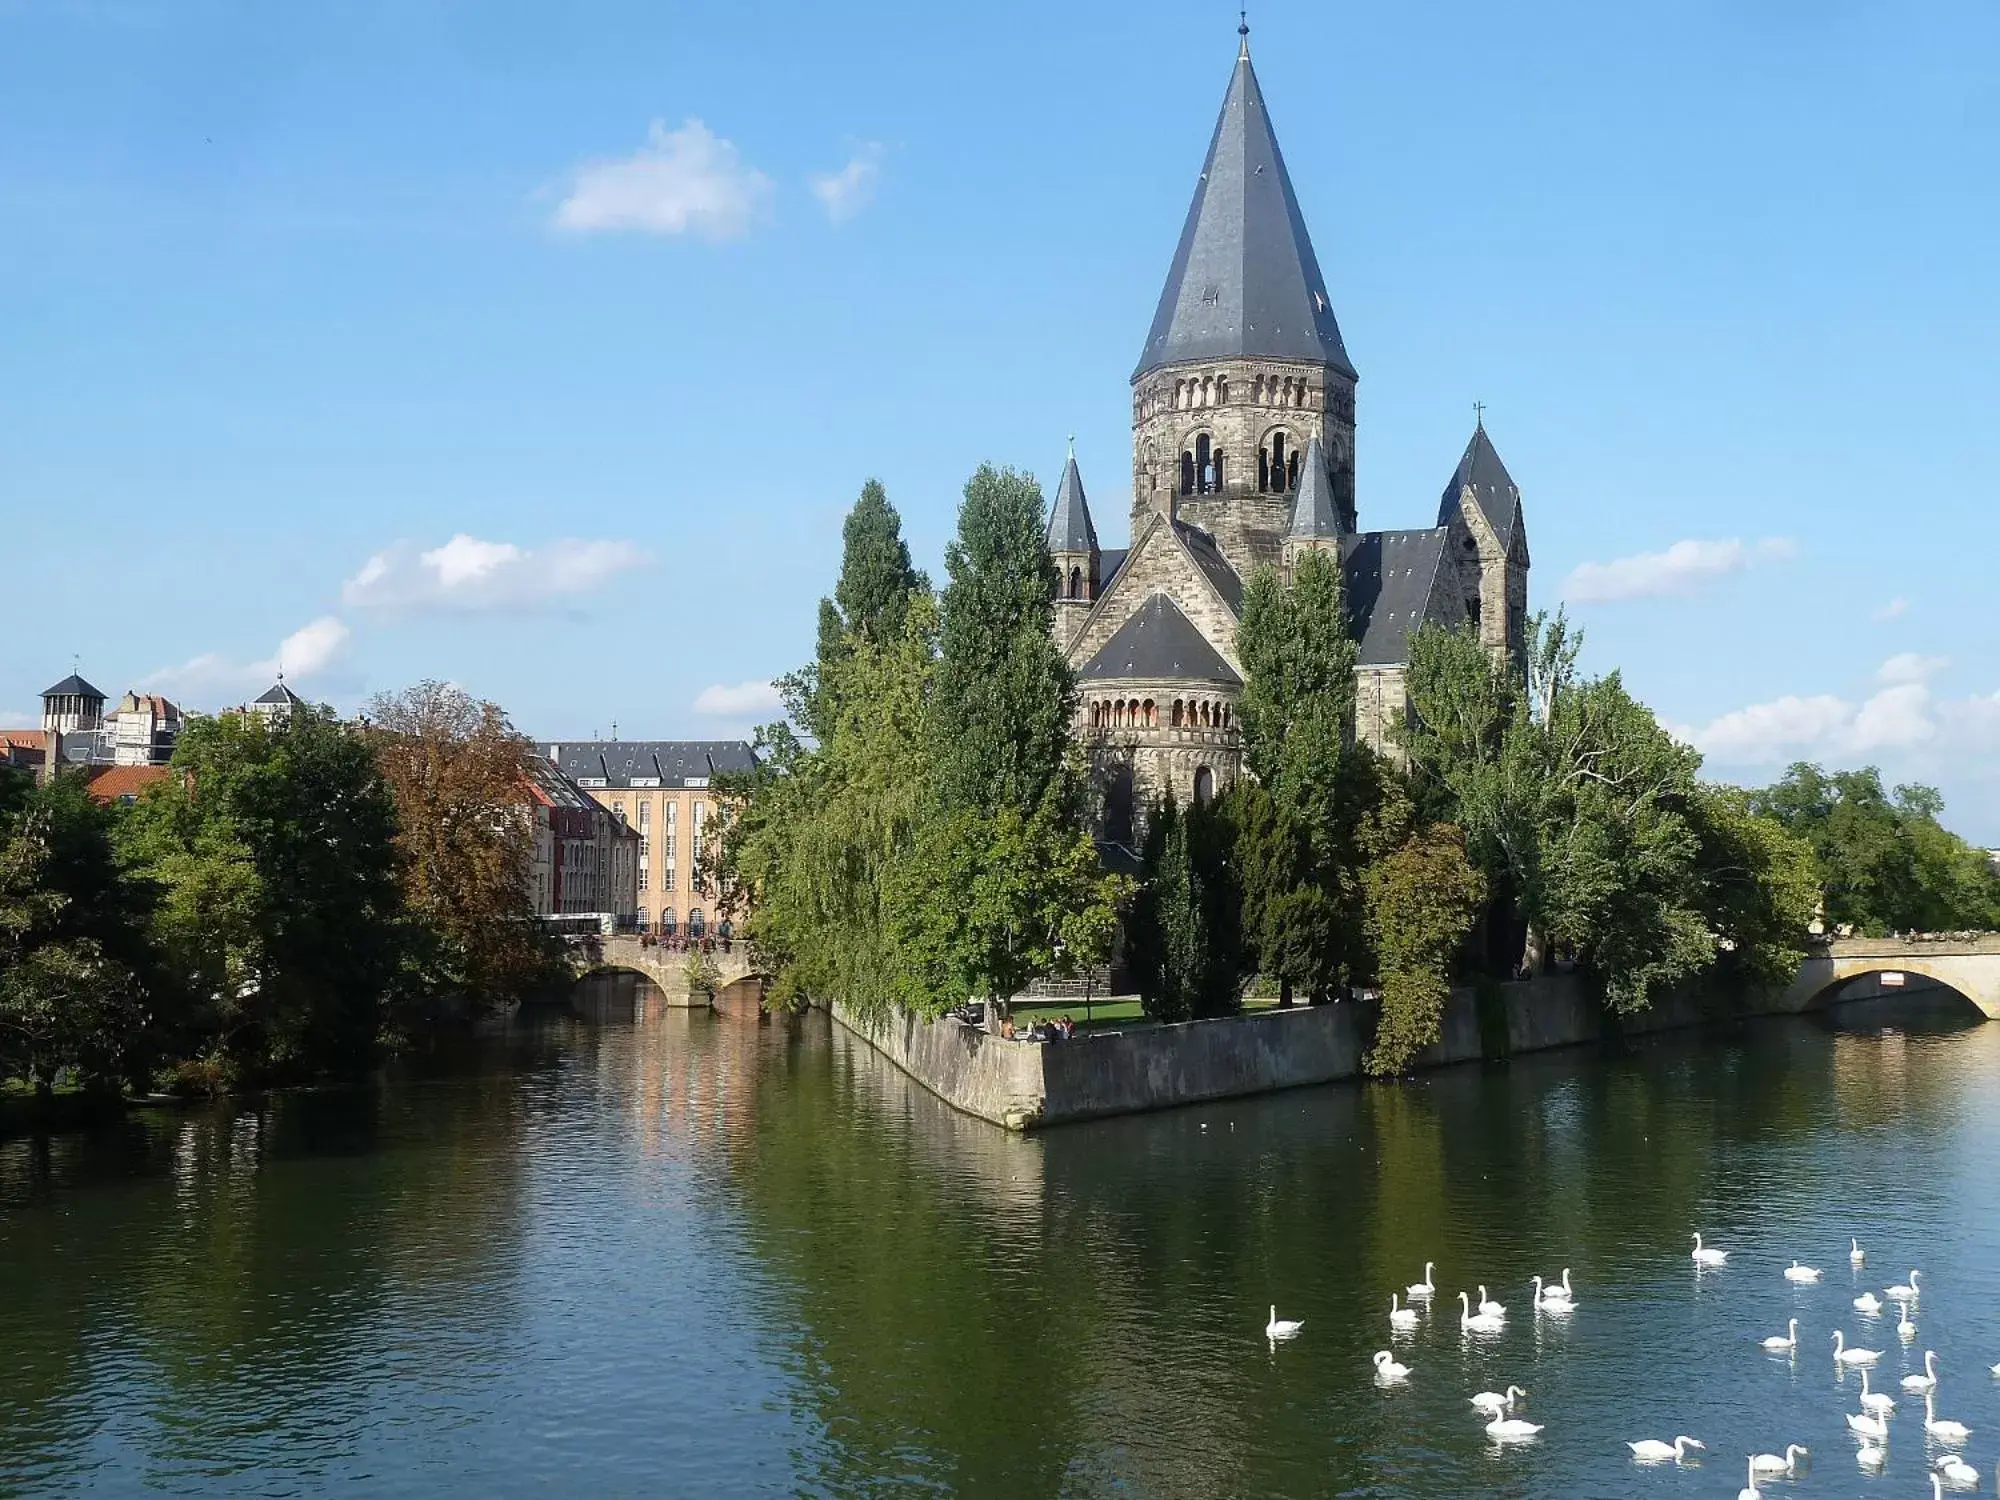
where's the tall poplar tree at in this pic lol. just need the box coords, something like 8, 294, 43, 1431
802, 479, 929, 741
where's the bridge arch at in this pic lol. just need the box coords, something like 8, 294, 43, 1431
563, 933, 768, 1012
1782, 942, 2000, 1020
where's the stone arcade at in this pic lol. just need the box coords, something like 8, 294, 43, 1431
1049, 24, 1531, 850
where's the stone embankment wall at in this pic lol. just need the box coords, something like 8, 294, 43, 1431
831, 974, 1829, 1133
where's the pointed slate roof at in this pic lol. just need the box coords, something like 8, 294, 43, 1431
1134, 31, 1355, 381
1079, 593, 1241, 685
41, 673, 105, 700
1344, 528, 1451, 667
1045, 451, 1098, 555
255, 681, 307, 707
1286, 433, 1343, 540
1437, 422, 1522, 550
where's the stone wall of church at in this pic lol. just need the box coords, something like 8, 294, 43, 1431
1076, 681, 1242, 843
1063, 536, 1246, 681
1355, 665, 1408, 763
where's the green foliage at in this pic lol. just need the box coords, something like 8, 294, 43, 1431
1688, 785, 1820, 993
1364, 824, 1485, 1074
1127, 797, 1244, 1023
1750, 763, 2000, 934
683, 947, 723, 1000
804, 479, 929, 741
121, 708, 406, 1078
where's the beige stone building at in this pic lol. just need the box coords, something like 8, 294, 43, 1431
538, 740, 757, 940
1052, 24, 1530, 849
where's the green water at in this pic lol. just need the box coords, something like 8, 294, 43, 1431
3, 987, 1997, 1497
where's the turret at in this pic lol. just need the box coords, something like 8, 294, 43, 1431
1280, 432, 1348, 577
1436, 417, 1530, 670
1046, 445, 1101, 649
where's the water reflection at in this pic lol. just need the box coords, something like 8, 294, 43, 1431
1, 1003, 1997, 1497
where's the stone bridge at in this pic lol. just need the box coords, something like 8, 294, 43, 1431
1782, 935, 2000, 1018
566, 933, 766, 1009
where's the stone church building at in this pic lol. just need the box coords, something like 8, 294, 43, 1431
1049, 24, 1530, 849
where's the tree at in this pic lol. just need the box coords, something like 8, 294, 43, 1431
802, 480, 930, 741
1364, 824, 1485, 1074
1128, 796, 1244, 1022
365, 681, 563, 1021
122, 708, 405, 1078
1688, 784, 1820, 993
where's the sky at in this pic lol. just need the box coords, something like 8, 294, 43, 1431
3, 0, 1997, 838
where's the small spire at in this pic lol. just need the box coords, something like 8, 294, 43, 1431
1067, 433, 1076, 459
1238, 9, 1250, 57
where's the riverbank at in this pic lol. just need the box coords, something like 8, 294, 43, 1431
830, 969, 1973, 1131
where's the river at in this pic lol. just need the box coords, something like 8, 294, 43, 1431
3, 984, 1997, 1498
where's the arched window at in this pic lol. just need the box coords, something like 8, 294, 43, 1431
1216, 375, 1229, 404
1105, 763, 1136, 847
1223, 704, 1232, 728
1295, 382, 1307, 409
637, 906, 649, 930
1195, 434, 1212, 494
1171, 699, 1184, 728
1212, 448, 1225, 491
690, 907, 706, 937
662, 907, 677, 935
1270, 431, 1287, 490
1181, 450, 1196, 496
1143, 699, 1157, 727
719, 918, 732, 940
1193, 766, 1215, 806
1287, 450, 1300, 489
1258, 448, 1270, 493
1068, 565, 1083, 600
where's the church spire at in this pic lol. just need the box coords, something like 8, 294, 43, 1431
1045, 443, 1099, 556
1133, 27, 1353, 381
1286, 433, 1343, 542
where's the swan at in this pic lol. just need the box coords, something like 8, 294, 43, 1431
1922, 1390, 1970, 1443
1855, 1438, 1886, 1469
1898, 1299, 1917, 1343
1533, 1272, 1575, 1307
1886, 1269, 1922, 1302
1406, 1261, 1435, 1300
1265, 1305, 1303, 1339
1736, 1455, 1763, 1500
1458, 1291, 1504, 1334
1935, 1454, 1981, 1488
1854, 1291, 1884, 1314
1850, 1237, 1865, 1264
1832, 1330, 1881, 1365
1761, 1318, 1799, 1351
1476, 1285, 1506, 1318
1749, 1444, 1807, 1475
1471, 1385, 1526, 1415
1991, 1360, 2000, 1377
1858, 1367, 1894, 1415
1372, 1349, 1411, 1381
1784, 1260, 1822, 1283
1484, 1415, 1543, 1441
1846, 1410, 1889, 1441
1903, 1349, 1939, 1392
1692, 1232, 1728, 1266
1388, 1292, 1418, 1331
1628, 1436, 1703, 1462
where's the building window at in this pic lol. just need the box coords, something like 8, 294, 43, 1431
665, 802, 677, 827
663, 865, 676, 893
639, 862, 649, 892
637, 907, 649, 929
662, 907, 676, 935
1193, 766, 1215, 806
690, 907, 706, 937
638, 802, 650, 828
1068, 565, 1083, 600
612, 799, 626, 822
1104, 764, 1135, 848
1180, 450, 1196, 496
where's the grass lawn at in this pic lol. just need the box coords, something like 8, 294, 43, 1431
1010, 994, 1288, 1033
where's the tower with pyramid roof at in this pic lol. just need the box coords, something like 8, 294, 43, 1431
1046, 21, 1531, 844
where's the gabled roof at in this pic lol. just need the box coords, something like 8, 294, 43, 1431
1079, 592, 1242, 686
1286, 432, 1343, 540
1437, 422, 1522, 550
1175, 521, 1244, 611
1343, 528, 1451, 667
256, 681, 307, 707
1097, 548, 1129, 594
1045, 451, 1098, 555
540, 740, 758, 788
1134, 30, 1355, 382
84, 765, 171, 804
41, 673, 104, 700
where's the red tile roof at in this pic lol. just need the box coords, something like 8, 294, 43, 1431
84, 765, 172, 803
0, 729, 45, 751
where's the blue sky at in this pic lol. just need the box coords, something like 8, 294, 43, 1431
3, 0, 1997, 837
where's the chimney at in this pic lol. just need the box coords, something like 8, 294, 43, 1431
41, 727, 61, 788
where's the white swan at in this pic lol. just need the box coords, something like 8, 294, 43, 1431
1692, 1232, 1728, 1266
1903, 1348, 1939, 1392
1458, 1291, 1504, 1334
1628, 1436, 1703, 1462
1832, 1330, 1881, 1365
1854, 1291, 1884, 1314
1898, 1299, 1916, 1343
1388, 1292, 1418, 1330
1471, 1385, 1526, 1415
1533, 1271, 1575, 1307
1761, 1318, 1799, 1351
1749, 1444, 1807, 1475
1736, 1455, 1763, 1500
1476, 1284, 1506, 1318
1784, 1260, 1822, 1283
1846, 1409, 1889, 1441
1923, 1390, 1970, 1443
1406, 1261, 1435, 1299
1935, 1454, 1981, 1488
1886, 1269, 1922, 1302
1855, 1438, 1886, 1469
1372, 1349, 1411, 1381
1485, 1415, 1543, 1441
1858, 1367, 1894, 1415
1265, 1305, 1303, 1339
1990, 1360, 2000, 1377
1850, 1237, 1865, 1264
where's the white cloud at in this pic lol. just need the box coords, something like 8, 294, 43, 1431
1562, 536, 1796, 604
1878, 652, 1948, 686
809, 143, 883, 224
1674, 654, 1977, 767
1871, 597, 1909, 622
553, 118, 771, 239
341, 535, 649, 613
693, 680, 782, 717
144, 615, 351, 702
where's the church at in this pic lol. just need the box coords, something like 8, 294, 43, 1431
1048, 23, 1530, 849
